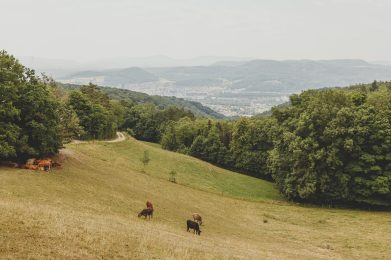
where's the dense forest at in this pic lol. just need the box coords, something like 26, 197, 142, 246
1, 51, 390, 207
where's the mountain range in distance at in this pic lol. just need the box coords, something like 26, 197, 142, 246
21, 56, 391, 117
18, 55, 252, 77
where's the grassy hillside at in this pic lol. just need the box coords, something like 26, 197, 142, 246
1, 136, 390, 259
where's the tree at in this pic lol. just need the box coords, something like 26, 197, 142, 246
189, 125, 228, 166
58, 104, 85, 142
68, 90, 116, 140
140, 150, 151, 172
230, 117, 277, 178
0, 50, 62, 161
161, 123, 179, 151
168, 170, 177, 183
80, 83, 111, 108
122, 103, 160, 142
268, 88, 391, 206
122, 104, 195, 143
370, 80, 379, 92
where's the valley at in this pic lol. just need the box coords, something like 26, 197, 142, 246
58, 59, 391, 116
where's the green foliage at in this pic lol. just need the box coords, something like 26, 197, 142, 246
58, 104, 85, 143
161, 118, 231, 165
160, 116, 281, 179
189, 127, 228, 166
140, 150, 151, 171
59, 84, 225, 119
122, 103, 160, 142
168, 170, 177, 183
370, 80, 379, 92
159, 82, 391, 207
0, 50, 62, 161
230, 117, 278, 179
122, 104, 195, 142
68, 85, 117, 140
268, 87, 391, 206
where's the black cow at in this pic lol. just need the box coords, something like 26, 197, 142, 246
186, 220, 201, 235
138, 208, 153, 219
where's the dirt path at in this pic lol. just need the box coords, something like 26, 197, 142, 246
106, 132, 125, 143
71, 132, 126, 144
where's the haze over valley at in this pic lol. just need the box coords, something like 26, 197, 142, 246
53, 58, 391, 116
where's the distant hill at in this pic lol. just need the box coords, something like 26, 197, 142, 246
58, 59, 391, 116
61, 67, 159, 86
18, 55, 252, 78
148, 59, 391, 90
372, 60, 391, 67
58, 83, 226, 119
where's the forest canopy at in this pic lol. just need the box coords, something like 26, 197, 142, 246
0, 51, 62, 161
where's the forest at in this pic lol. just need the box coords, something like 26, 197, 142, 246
1, 51, 390, 207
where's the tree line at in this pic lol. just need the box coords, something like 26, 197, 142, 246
1, 51, 390, 207
158, 83, 391, 207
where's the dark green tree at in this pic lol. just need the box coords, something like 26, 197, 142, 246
269, 88, 391, 206
230, 117, 277, 178
68, 90, 116, 140
370, 80, 379, 92
0, 50, 62, 161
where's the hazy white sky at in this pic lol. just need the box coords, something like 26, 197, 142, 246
1, 0, 390, 61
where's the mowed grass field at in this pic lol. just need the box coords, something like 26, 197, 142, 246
1, 136, 391, 259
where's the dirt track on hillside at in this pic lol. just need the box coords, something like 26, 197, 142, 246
71, 132, 125, 144
106, 132, 125, 143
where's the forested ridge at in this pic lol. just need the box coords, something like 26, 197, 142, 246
1, 51, 390, 207
57, 83, 226, 119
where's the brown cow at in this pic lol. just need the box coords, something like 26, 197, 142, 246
146, 201, 153, 209
192, 213, 203, 225
36, 159, 52, 171
138, 208, 153, 219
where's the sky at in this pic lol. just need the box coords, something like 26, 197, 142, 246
1, 0, 391, 62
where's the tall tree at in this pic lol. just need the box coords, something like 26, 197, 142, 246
0, 50, 62, 161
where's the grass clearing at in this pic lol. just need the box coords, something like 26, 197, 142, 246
76, 137, 281, 202
1, 136, 390, 259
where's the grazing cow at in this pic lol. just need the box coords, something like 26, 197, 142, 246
36, 159, 52, 171
186, 220, 201, 235
138, 208, 153, 219
192, 213, 203, 225
146, 201, 153, 209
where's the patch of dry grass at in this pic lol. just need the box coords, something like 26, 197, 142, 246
1, 137, 390, 259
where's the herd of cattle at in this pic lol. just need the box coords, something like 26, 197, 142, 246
138, 201, 203, 235
1, 158, 61, 171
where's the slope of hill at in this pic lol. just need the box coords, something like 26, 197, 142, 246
1, 136, 390, 259
58, 83, 226, 119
